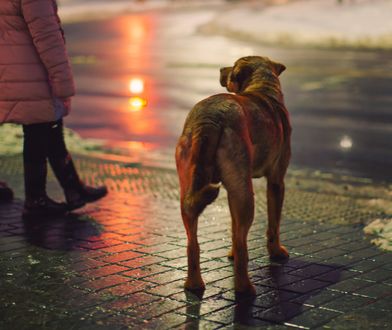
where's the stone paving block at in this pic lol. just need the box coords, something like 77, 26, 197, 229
145, 279, 185, 297
281, 278, 330, 294
131, 297, 187, 320
0, 240, 28, 252
365, 296, 392, 312
204, 247, 233, 259
253, 301, 310, 323
72, 259, 107, 272
311, 248, 348, 260
320, 302, 391, 330
175, 318, 225, 330
104, 292, 160, 311
257, 274, 304, 288
81, 264, 130, 279
203, 304, 270, 327
289, 243, 326, 255
326, 278, 374, 294
291, 289, 345, 307
99, 279, 153, 297
357, 268, 392, 283
354, 284, 392, 299
222, 284, 272, 302
143, 312, 190, 330
203, 269, 234, 286
120, 255, 168, 269
158, 248, 188, 260
82, 274, 132, 292
100, 242, 141, 254
349, 258, 389, 273
143, 268, 186, 285
252, 289, 301, 309
314, 268, 357, 283
179, 296, 236, 318
200, 259, 230, 272
170, 286, 226, 303
99, 250, 144, 264
122, 264, 172, 280
288, 264, 337, 278
321, 294, 375, 313
286, 306, 342, 329
1, 155, 391, 329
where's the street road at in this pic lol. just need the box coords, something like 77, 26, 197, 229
64, 7, 392, 182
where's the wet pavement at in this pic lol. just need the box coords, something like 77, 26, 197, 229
63, 7, 392, 182
1, 154, 391, 329
1, 4, 392, 329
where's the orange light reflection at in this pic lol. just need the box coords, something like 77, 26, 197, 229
128, 96, 147, 112
114, 15, 169, 155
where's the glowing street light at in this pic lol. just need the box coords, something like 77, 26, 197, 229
129, 78, 144, 94
340, 135, 353, 149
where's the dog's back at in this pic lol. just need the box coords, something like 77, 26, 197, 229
176, 88, 289, 217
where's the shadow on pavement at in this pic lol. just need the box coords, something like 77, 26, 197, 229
23, 209, 102, 251
0, 199, 351, 328
183, 259, 344, 327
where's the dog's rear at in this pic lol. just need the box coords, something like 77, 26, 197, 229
175, 107, 222, 219
175, 107, 225, 290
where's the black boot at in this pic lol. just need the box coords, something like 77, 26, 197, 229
0, 181, 14, 202
49, 154, 108, 211
23, 195, 68, 218
23, 162, 67, 218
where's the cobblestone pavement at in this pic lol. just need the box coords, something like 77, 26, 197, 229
0, 155, 391, 329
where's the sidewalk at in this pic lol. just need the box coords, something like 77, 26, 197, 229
0, 153, 391, 329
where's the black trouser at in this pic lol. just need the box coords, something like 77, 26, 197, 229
23, 119, 77, 199
23, 119, 68, 165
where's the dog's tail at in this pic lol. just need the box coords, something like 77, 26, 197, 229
179, 123, 222, 216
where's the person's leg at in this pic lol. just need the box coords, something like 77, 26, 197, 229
47, 120, 107, 211
22, 122, 67, 217
23, 122, 48, 199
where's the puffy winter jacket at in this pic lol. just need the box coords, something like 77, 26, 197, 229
0, 0, 75, 124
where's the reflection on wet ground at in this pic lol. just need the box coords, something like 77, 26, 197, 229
1, 153, 390, 329
64, 9, 392, 182
2, 196, 351, 328
23, 213, 103, 251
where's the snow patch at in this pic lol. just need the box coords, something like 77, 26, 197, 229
0, 124, 106, 156
57, 0, 224, 23
200, 0, 392, 49
364, 219, 392, 252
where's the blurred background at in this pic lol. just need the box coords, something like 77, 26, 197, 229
3, 0, 392, 182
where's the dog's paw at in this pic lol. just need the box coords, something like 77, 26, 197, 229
185, 277, 205, 291
268, 245, 289, 260
235, 283, 256, 296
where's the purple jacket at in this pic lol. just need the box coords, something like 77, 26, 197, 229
0, 0, 75, 124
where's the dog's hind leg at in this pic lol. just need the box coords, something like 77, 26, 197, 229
266, 175, 289, 260
181, 204, 205, 290
226, 175, 255, 295
176, 125, 222, 291
176, 150, 206, 291
218, 136, 256, 295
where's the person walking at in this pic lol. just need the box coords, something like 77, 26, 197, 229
0, 0, 107, 217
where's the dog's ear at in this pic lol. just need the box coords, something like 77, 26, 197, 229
231, 65, 253, 92
220, 67, 232, 87
271, 61, 286, 76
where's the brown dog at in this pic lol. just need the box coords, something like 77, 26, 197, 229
175, 56, 291, 295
